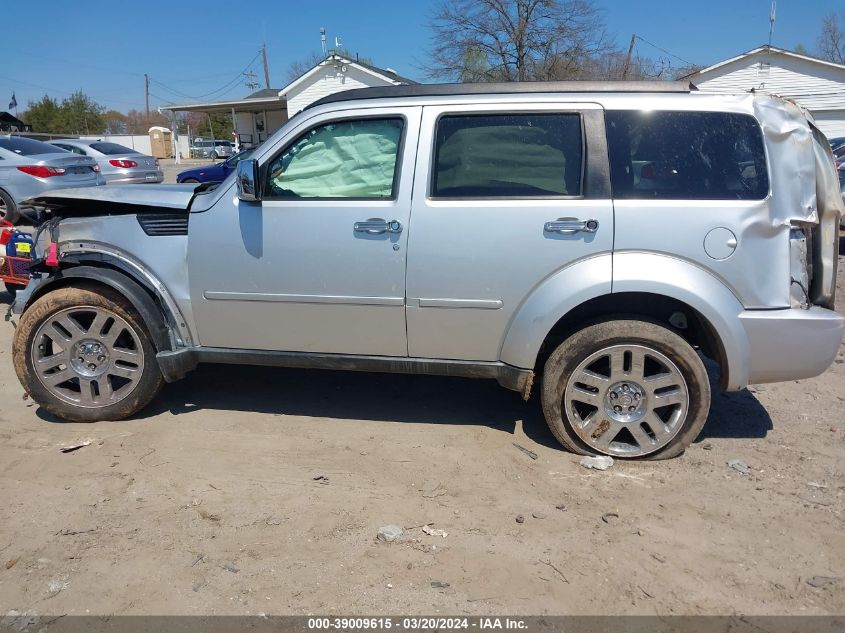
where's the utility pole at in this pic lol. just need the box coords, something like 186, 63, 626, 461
261, 45, 271, 89
621, 34, 636, 80
144, 73, 150, 119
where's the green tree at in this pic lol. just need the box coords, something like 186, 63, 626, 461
103, 110, 128, 134
54, 91, 105, 135
21, 95, 62, 133
192, 111, 234, 140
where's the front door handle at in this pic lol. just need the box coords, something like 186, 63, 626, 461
354, 218, 403, 234
544, 217, 599, 234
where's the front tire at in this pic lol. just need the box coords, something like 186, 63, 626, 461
541, 320, 710, 460
12, 286, 164, 422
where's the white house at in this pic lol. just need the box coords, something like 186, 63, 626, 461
165, 54, 416, 151
282, 54, 416, 116
684, 45, 845, 139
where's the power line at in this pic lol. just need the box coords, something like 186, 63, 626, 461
633, 35, 696, 67
149, 51, 262, 102
0, 73, 147, 109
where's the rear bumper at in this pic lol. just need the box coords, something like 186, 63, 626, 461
740, 306, 844, 384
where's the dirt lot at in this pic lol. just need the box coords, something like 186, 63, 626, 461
0, 248, 843, 618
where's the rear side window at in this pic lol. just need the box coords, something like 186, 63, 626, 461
90, 142, 138, 155
606, 111, 768, 200
432, 113, 583, 198
0, 136, 62, 156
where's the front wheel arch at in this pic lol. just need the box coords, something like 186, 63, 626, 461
24, 266, 172, 355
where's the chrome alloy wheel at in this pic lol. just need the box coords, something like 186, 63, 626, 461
564, 344, 689, 457
31, 306, 145, 408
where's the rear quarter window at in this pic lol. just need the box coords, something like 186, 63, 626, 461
431, 113, 583, 198
605, 111, 769, 200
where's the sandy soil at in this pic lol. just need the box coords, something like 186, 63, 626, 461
0, 247, 843, 618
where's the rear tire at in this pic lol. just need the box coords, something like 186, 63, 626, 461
182, 178, 200, 183
12, 286, 164, 422
0, 189, 20, 224
541, 319, 710, 460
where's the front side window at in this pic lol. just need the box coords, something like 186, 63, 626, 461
432, 113, 583, 198
265, 118, 404, 199
605, 111, 769, 200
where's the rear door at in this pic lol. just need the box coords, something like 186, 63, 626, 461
405, 103, 614, 361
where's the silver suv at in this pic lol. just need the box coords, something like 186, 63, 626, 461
8, 82, 844, 460
190, 139, 234, 159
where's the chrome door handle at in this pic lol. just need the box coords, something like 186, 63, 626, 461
354, 218, 403, 234
544, 217, 599, 234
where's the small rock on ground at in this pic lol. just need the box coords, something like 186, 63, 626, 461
580, 456, 613, 470
377, 525, 403, 542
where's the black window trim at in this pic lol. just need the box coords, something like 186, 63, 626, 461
260, 113, 409, 203
428, 110, 587, 201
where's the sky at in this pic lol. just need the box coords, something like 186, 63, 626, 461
1, 0, 841, 114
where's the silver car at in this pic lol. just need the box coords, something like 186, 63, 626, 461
189, 139, 234, 159
7, 82, 845, 460
0, 136, 102, 223
47, 139, 163, 184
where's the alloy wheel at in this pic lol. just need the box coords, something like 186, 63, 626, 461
564, 344, 689, 457
31, 306, 146, 408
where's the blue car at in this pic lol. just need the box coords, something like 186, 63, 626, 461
176, 149, 253, 183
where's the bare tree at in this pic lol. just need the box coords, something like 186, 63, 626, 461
427, 0, 610, 82
287, 52, 325, 82
817, 11, 845, 64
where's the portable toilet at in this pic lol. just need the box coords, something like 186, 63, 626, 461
148, 126, 172, 159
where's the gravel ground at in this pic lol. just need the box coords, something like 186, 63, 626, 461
0, 240, 842, 618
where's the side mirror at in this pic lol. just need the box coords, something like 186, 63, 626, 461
236, 159, 261, 201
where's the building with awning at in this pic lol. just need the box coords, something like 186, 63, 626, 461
162, 54, 416, 150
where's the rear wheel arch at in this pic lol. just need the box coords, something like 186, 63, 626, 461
535, 292, 729, 389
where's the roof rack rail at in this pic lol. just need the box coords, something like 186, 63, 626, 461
308, 81, 696, 109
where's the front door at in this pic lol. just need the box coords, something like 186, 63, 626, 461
187, 107, 422, 356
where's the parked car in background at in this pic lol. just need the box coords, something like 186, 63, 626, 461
176, 149, 253, 183
0, 136, 103, 223
47, 140, 163, 185
189, 139, 234, 159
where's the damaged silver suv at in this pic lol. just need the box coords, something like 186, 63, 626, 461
8, 82, 844, 460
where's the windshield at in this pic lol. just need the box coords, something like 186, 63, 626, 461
0, 136, 67, 156
89, 142, 139, 155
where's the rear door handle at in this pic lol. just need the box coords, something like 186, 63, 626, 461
354, 218, 403, 234
544, 217, 599, 234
